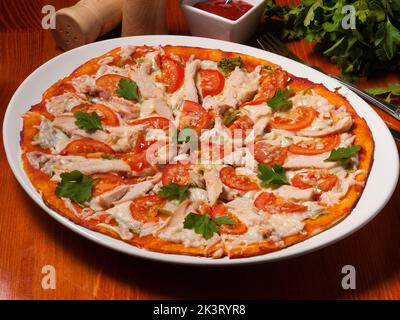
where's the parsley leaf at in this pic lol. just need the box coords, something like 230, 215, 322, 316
325, 145, 361, 161
262, 0, 400, 81
74, 111, 102, 131
257, 164, 289, 188
267, 88, 294, 110
55, 170, 93, 204
183, 213, 235, 240
222, 108, 243, 126
157, 183, 190, 202
218, 57, 243, 75
365, 83, 400, 102
116, 78, 141, 101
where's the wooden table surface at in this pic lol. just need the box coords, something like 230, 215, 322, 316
0, 0, 399, 300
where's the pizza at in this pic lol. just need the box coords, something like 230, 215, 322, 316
20, 45, 374, 259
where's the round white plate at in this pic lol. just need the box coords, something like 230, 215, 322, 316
3, 36, 399, 266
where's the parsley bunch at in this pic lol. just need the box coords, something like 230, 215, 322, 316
263, 0, 400, 81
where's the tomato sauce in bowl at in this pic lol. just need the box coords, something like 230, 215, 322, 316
194, 0, 253, 21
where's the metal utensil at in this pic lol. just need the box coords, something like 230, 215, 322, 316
257, 32, 400, 122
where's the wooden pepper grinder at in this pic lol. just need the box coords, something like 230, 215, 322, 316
52, 0, 124, 51
122, 0, 168, 36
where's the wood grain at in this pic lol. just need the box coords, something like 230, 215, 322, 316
0, 0, 399, 300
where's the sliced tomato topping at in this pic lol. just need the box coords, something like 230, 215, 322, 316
291, 171, 338, 192
256, 69, 289, 100
270, 106, 317, 131
211, 204, 248, 235
229, 115, 254, 140
121, 151, 153, 173
133, 133, 157, 153
254, 192, 308, 214
91, 173, 126, 197
179, 100, 211, 133
220, 166, 260, 191
162, 163, 192, 186
130, 195, 166, 223
129, 116, 171, 130
160, 56, 184, 93
254, 142, 289, 166
95, 74, 128, 97
61, 138, 114, 156
72, 103, 119, 126
199, 69, 225, 97
242, 98, 267, 107
200, 142, 233, 162
289, 134, 340, 155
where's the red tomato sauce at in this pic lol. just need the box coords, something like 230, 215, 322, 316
194, 0, 253, 21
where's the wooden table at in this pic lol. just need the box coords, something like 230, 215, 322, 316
0, 0, 399, 300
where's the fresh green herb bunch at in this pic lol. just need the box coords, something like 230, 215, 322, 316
263, 0, 400, 81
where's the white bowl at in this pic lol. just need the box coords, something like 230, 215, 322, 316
181, 0, 265, 43
3, 35, 399, 266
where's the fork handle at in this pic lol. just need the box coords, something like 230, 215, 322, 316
328, 74, 400, 121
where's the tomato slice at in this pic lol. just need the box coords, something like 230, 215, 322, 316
256, 69, 289, 100
200, 142, 233, 162
162, 163, 192, 186
199, 69, 225, 97
211, 204, 248, 235
179, 100, 211, 133
229, 115, 254, 140
129, 116, 171, 130
220, 166, 260, 191
61, 138, 114, 156
130, 195, 166, 223
254, 192, 308, 214
291, 171, 338, 192
91, 173, 126, 197
121, 151, 153, 173
72, 103, 119, 126
270, 106, 317, 131
253, 142, 289, 166
160, 56, 184, 93
242, 98, 267, 107
95, 74, 128, 97
133, 133, 157, 153
289, 134, 340, 155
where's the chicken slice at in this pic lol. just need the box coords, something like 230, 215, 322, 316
203, 166, 223, 205
90, 185, 130, 211
183, 56, 201, 103
130, 62, 163, 99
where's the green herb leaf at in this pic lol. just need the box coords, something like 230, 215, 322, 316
325, 145, 361, 161
222, 108, 243, 126
262, 1, 400, 81
365, 83, 400, 97
116, 78, 141, 101
157, 183, 190, 202
266, 88, 294, 110
257, 164, 289, 188
213, 215, 236, 225
74, 111, 102, 131
55, 170, 93, 204
218, 57, 243, 75
183, 212, 236, 240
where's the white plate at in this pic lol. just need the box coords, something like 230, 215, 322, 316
3, 36, 399, 266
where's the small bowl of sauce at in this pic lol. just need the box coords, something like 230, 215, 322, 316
181, 0, 265, 43
194, 0, 253, 21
